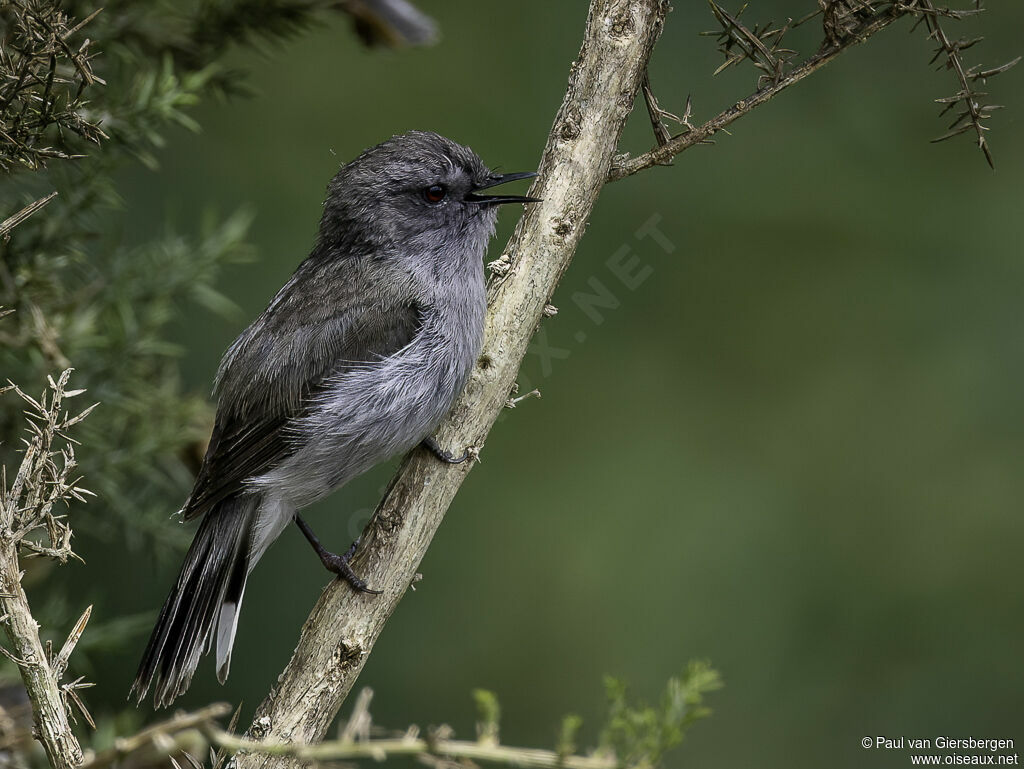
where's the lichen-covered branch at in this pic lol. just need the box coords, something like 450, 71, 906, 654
238, 1, 670, 764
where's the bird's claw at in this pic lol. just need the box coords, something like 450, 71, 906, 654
422, 435, 471, 464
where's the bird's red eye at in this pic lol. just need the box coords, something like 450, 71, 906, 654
424, 184, 446, 203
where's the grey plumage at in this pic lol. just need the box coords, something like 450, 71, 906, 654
131, 131, 535, 708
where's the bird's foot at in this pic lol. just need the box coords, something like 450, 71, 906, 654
422, 435, 471, 464
294, 515, 382, 594
320, 539, 382, 595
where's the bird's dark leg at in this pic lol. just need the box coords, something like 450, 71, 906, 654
421, 435, 470, 464
294, 514, 381, 595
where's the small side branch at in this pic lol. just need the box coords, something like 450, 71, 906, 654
919, 0, 1019, 167
704, 1, 795, 84
609, 5, 906, 181
78, 703, 232, 769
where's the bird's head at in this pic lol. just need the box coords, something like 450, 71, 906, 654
319, 131, 538, 259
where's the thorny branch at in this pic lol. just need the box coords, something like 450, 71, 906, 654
704, 1, 796, 85
0, 1, 106, 171
0, 369, 97, 768
916, 0, 1020, 167
610, 0, 1018, 180
611, 3, 907, 180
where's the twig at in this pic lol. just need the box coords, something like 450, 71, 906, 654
609, 3, 907, 181
919, 0, 1018, 168
78, 703, 232, 769
640, 71, 674, 148
336, 687, 373, 744
0, 191, 59, 240
51, 605, 92, 681
237, 1, 671, 766
214, 728, 620, 769
704, 1, 795, 84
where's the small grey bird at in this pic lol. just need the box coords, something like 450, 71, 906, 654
131, 131, 537, 708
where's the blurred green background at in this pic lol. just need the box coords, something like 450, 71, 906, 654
79, 2, 1024, 767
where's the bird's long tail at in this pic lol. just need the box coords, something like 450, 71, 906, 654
131, 495, 258, 708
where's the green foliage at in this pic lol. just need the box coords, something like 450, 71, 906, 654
102, 55, 215, 168
473, 688, 501, 744
556, 713, 584, 760
598, 661, 722, 769
186, 0, 343, 67
456, 668, 718, 769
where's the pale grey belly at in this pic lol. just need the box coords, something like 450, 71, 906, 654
249, 346, 468, 510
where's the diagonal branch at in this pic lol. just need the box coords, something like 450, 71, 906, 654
237, 1, 671, 765
609, 3, 908, 181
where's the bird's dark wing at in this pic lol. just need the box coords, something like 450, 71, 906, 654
181, 255, 421, 521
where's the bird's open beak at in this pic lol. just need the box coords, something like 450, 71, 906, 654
466, 171, 541, 205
